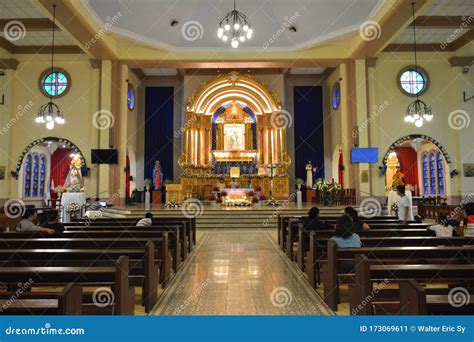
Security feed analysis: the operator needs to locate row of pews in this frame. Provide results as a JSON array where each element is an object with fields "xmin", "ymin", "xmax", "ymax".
[
  {"xmin": 278, "ymin": 213, "xmax": 474, "ymax": 315},
  {"xmin": 0, "ymin": 215, "xmax": 196, "ymax": 315}
]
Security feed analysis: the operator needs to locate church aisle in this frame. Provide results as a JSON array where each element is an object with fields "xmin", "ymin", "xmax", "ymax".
[{"xmin": 151, "ymin": 229, "xmax": 333, "ymax": 315}]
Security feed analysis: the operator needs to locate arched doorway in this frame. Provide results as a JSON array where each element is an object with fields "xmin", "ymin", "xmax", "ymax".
[{"xmin": 383, "ymin": 135, "xmax": 451, "ymax": 196}]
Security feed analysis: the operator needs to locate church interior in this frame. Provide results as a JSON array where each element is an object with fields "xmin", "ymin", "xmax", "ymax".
[{"xmin": 0, "ymin": 0, "xmax": 473, "ymax": 320}]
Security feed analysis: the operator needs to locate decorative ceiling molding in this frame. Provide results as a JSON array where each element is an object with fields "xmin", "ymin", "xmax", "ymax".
[
  {"xmin": 383, "ymin": 43, "xmax": 455, "ymax": 52},
  {"xmin": 410, "ymin": 16, "xmax": 474, "ymax": 29},
  {"xmin": 448, "ymin": 56, "xmax": 474, "ymax": 67}
]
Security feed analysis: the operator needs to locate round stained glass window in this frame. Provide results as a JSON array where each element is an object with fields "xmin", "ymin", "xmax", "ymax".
[
  {"xmin": 127, "ymin": 83, "xmax": 135, "ymax": 110},
  {"xmin": 332, "ymin": 82, "xmax": 340, "ymax": 110},
  {"xmin": 398, "ymin": 67, "xmax": 428, "ymax": 96},
  {"xmin": 40, "ymin": 69, "xmax": 70, "ymax": 97}
]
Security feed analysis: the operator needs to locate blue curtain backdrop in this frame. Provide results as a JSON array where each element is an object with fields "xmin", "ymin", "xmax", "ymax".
[
  {"xmin": 293, "ymin": 86, "xmax": 324, "ymax": 181},
  {"xmin": 144, "ymin": 87, "xmax": 174, "ymax": 183}
]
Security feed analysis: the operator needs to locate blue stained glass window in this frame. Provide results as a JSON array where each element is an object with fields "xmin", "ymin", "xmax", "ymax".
[
  {"xmin": 399, "ymin": 69, "xmax": 426, "ymax": 95},
  {"xmin": 332, "ymin": 82, "xmax": 340, "ymax": 110},
  {"xmin": 437, "ymin": 152, "xmax": 445, "ymax": 195},
  {"xmin": 32, "ymin": 156, "xmax": 39, "ymax": 197},
  {"xmin": 40, "ymin": 156, "xmax": 46, "ymax": 197},
  {"xmin": 24, "ymin": 155, "xmax": 32, "ymax": 197},
  {"xmin": 127, "ymin": 84, "xmax": 135, "ymax": 110},
  {"xmin": 42, "ymin": 71, "xmax": 69, "ymax": 96},
  {"xmin": 422, "ymin": 154, "xmax": 429, "ymax": 195},
  {"xmin": 429, "ymin": 152, "xmax": 436, "ymax": 195}
]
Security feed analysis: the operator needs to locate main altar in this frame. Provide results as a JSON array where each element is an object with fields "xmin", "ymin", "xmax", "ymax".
[{"xmin": 177, "ymin": 72, "xmax": 291, "ymax": 200}]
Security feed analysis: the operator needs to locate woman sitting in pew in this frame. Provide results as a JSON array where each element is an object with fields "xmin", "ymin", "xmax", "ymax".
[
  {"xmin": 136, "ymin": 212, "xmax": 153, "ymax": 227},
  {"xmin": 331, "ymin": 215, "xmax": 362, "ymax": 273},
  {"xmin": 344, "ymin": 207, "xmax": 370, "ymax": 231},
  {"xmin": 427, "ymin": 215, "xmax": 461, "ymax": 237},
  {"xmin": 16, "ymin": 209, "xmax": 55, "ymax": 234},
  {"xmin": 303, "ymin": 207, "xmax": 332, "ymax": 231},
  {"xmin": 40, "ymin": 209, "xmax": 65, "ymax": 233}
]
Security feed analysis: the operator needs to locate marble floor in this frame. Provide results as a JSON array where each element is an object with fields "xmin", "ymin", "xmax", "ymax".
[{"xmin": 151, "ymin": 229, "xmax": 333, "ymax": 315}]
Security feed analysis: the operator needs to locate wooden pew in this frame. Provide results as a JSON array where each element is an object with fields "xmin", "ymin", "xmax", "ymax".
[
  {"xmin": 0, "ymin": 245, "xmax": 158, "ymax": 313},
  {"xmin": 0, "ymin": 283, "xmax": 82, "ymax": 315},
  {"xmin": 0, "ymin": 235, "xmax": 171, "ymax": 287},
  {"xmin": 65, "ymin": 224, "xmax": 186, "ymax": 264},
  {"xmin": 399, "ymin": 279, "xmax": 474, "ymax": 315},
  {"xmin": 0, "ymin": 255, "xmax": 134, "ymax": 315},
  {"xmin": 305, "ymin": 232, "xmax": 472, "ymax": 287},
  {"xmin": 323, "ymin": 241, "xmax": 474, "ymax": 311},
  {"xmin": 353, "ymin": 254, "xmax": 474, "ymax": 315}
]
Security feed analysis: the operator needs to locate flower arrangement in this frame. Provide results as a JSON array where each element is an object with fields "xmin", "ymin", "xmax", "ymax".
[
  {"xmin": 405, "ymin": 184, "xmax": 414, "ymax": 191},
  {"xmin": 208, "ymin": 194, "xmax": 216, "ymax": 201},
  {"xmin": 53, "ymin": 186, "xmax": 66, "ymax": 194},
  {"xmin": 391, "ymin": 201, "xmax": 399, "ymax": 213},
  {"xmin": 65, "ymin": 202, "xmax": 80, "ymax": 213},
  {"xmin": 216, "ymin": 198, "xmax": 223, "ymax": 204},
  {"xmin": 254, "ymin": 185, "xmax": 262, "ymax": 192},
  {"xmin": 144, "ymin": 178, "xmax": 153, "ymax": 188},
  {"xmin": 247, "ymin": 191, "xmax": 255, "ymax": 197},
  {"xmin": 221, "ymin": 191, "xmax": 228, "ymax": 197},
  {"xmin": 295, "ymin": 178, "xmax": 305, "ymax": 186},
  {"xmin": 165, "ymin": 200, "xmax": 182, "ymax": 208},
  {"xmin": 212, "ymin": 186, "xmax": 220, "ymax": 192},
  {"xmin": 164, "ymin": 179, "xmax": 173, "ymax": 185},
  {"xmin": 259, "ymin": 194, "xmax": 267, "ymax": 201},
  {"xmin": 313, "ymin": 179, "xmax": 342, "ymax": 193},
  {"xmin": 267, "ymin": 198, "xmax": 280, "ymax": 206},
  {"xmin": 251, "ymin": 196, "xmax": 259, "ymax": 203}
]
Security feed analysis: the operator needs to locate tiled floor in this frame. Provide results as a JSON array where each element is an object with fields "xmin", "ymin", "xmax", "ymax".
[{"xmin": 151, "ymin": 229, "xmax": 333, "ymax": 315}]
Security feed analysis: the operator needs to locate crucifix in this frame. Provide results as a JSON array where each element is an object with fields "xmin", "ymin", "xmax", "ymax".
[{"xmin": 267, "ymin": 163, "xmax": 276, "ymax": 197}]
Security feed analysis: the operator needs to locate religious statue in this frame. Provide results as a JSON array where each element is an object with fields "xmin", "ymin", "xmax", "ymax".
[
  {"xmin": 152, "ymin": 160, "xmax": 164, "ymax": 190},
  {"xmin": 392, "ymin": 166, "xmax": 406, "ymax": 190},
  {"xmin": 305, "ymin": 161, "xmax": 313, "ymax": 188},
  {"xmin": 64, "ymin": 155, "xmax": 84, "ymax": 192}
]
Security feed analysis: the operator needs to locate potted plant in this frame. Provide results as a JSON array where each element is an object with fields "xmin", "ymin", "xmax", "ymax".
[
  {"xmin": 295, "ymin": 178, "xmax": 305, "ymax": 190},
  {"xmin": 144, "ymin": 178, "xmax": 153, "ymax": 191}
]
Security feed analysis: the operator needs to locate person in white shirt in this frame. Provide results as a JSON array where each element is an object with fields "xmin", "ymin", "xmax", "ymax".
[
  {"xmin": 136, "ymin": 212, "xmax": 153, "ymax": 227},
  {"xmin": 428, "ymin": 215, "xmax": 461, "ymax": 237},
  {"xmin": 396, "ymin": 185, "xmax": 411, "ymax": 224},
  {"xmin": 229, "ymin": 178, "xmax": 239, "ymax": 189},
  {"xmin": 16, "ymin": 209, "xmax": 55, "ymax": 234}
]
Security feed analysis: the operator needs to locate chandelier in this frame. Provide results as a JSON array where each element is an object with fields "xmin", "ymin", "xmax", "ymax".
[
  {"xmin": 217, "ymin": 0, "xmax": 253, "ymax": 48},
  {"xmin": 404, "ymin": 2, "xmax": 432, "ymax": 127},
  {"xmin": 35, "ymin": 4, "xmax": 65, "ymax": 129}
]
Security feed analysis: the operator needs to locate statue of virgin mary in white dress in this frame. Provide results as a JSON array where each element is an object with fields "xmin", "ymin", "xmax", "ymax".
[{"xmin": 305, "ymin": 161, "xmax": 313, "ymax": 188}]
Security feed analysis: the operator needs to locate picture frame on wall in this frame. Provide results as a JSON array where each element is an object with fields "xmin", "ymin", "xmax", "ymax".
[{"xmin": 463, "ymin": 163, "xmax": 474, "ymax": 177}]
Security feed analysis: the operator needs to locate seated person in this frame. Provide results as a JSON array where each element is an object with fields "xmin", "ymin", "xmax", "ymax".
[
  {"xmin": 345, "ymin": 207, "xmax": 370, "ymax": 231},
  {"xmin": 330, "ymin": 214, "xmax": 362, "ymax": 273},
  {"xmin": 464, "ymin": 202, "xmax": 474, "ymax": 237},
  {"xmin": 40, "ymin": 209, "xmax": 65, "ymax": 233},
  {"xmin": 303, "ymin": 207, "xmax": 332, "ymax": 231},
  {"xmin": 229, "ymin": 178, "xmax": 239, "ymax": 189},
  {"xmin": 427, "ymin": 215, "xmax": 461, "ymax": 237},
  {"xmin": 16, "ymin": 209, "xmax": 55, "ymax": 234},
  {"xmin": 244, "ymin": 180, "xmax": 252, "ymax": 189},
  {"xmin": 136, "ymin": 212, "xmax": 153, "ymax": 227}
]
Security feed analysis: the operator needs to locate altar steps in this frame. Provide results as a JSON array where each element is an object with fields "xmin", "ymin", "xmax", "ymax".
[{"xmin": 101, "ymin": 206, "xmax": 347, "ymax": 230}]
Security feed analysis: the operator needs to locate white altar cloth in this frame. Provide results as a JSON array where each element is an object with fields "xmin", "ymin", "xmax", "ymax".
[{"xmin": 61, "ymin": 192, "xmax": 86, "ymax": 223}]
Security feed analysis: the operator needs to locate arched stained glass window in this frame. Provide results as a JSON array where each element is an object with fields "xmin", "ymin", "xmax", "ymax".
[
  {"xmin": 127, "ymin": 83, "xmax": 135, "ymax": 110},
  {"xmin": 24, "ymin": 155, "xmax": 32, "ymax": 197},
  {"xmin": 40, "ymin": 156, "xmax": 46, "ymax": 197},
  {"xmin": 24, "ymin": 153, "xmax": 47, "ymax": 198},
  {"xmin": 437, "ymin": 152, "xmax": 445, "ymax": 195},
  {"xmin": 332, "ymin": 82, "xmax": 340, "ymax": 110},
  {"xmin": 422, "ymin": 153, "xmax": 429, "ymax": 195},
  {"xmin": 429, "ymin": 152, "xmax": 436, "ymax": 195}
]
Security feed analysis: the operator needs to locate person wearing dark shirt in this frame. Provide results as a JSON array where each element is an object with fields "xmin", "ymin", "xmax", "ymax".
[
  {"xmin": 345, "ymin": 207, "xmax": 370, "ymax": 231},
  {"xmin": 40, "ymin": 209, "xmax": 65, "ymax": 233},
  {"xmin": 303, "ymin": 207, "xmax": 332, "ymax": 231}
]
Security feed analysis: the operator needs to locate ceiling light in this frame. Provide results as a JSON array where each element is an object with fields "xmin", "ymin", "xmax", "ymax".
[{"xmin": 218, "ymin": 0, "xmax": 252, "ymax": 48}]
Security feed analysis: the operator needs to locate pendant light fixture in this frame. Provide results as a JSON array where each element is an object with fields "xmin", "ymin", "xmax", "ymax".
[
  {"xmin": 404, "ymin": 2, "xmax": 432, "ymax": 127},
  {"xmin": 217, "ymin": 0, "xmax": 252, "ymax": 48},
  {"xmin": 35, "ymin": 4, "xmax": 65, "ymax": 130}
]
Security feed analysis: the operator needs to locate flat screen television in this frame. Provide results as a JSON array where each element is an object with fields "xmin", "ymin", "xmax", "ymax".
[
  {"xmin": 91, "ymin": 149, "xmax": 118, "ymax": 164},
  {"xmin": 351, "ymin": 147, "xmax": 379, "ymax": 163}
]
